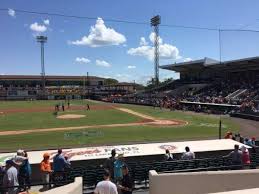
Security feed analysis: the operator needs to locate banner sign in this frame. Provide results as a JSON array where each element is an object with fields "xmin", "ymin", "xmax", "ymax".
[{"xmin": 0, "ymin": 139, "xmax": 249, "ymax": 165}]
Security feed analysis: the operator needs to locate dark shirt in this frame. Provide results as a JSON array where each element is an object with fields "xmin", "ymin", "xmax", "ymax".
[
  {"xmin": 104, "ymin": 157, "xmax": 116, "ymax": 178},
  {"xmin": 121, "ymin": 174, "xmax": 133, "ymax": 194}
]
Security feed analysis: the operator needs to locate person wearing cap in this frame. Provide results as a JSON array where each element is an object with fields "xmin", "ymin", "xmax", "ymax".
[
  {"xmin": 118, "ymin": 165, "xmax": 133, "ymax": 194},
  {"xmin": 114, "ymin": 153, "xmax": 126, "ymax": 183},
  {"xmin": 103, "ymin": 149, "xmax": 116, "ymax": 180},
  {"xmin": 40, "ymin": 153, "xmax": 52, "ymax": 191},
  {"xmin": 241, "ymin": 146, "xmax": 251, "ymax": 165},
  {"xmin": 12, "ymin": 149, "xmax": 27, "ymax": 166},
  {"xmin": 3, "ymin": 160, "xmax": 19, "ymax": 194}
]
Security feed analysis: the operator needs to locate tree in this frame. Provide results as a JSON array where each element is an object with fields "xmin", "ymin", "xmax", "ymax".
[{"xmin": 104, "ymin": 78, "xmax": 119, "ymax": 85}]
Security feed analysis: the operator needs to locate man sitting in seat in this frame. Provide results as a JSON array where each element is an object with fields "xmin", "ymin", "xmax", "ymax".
[
  {"xmin": 181, "ymin": 146, "xmax": 195, "ymax": 160},
  {"xmin": 94, "ymin": 170, "xmax": 118, "ymax": 194}
]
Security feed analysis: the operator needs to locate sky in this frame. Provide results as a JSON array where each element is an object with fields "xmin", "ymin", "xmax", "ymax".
[{"xmin": 1, "ymin": 0, "xmax": 259, "ymax": 84}]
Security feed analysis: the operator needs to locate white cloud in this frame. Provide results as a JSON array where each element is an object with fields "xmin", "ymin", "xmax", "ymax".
[
  {"xmin": 8, "ymin": 9, "xmax": 15, "ymax": 17},
  {"xmin": 70, "ymin": 17, "xmax": 126, "ymax": 47},
  {"xmin": 96, "ymin": 60, "xmax": 111, "ymax": 67},
  {"xmin": 43, "ymin": 19, "xmax": 50, "ymax": 25},
  {"xmin": 75, "ymin": 57, "xmax": 91, "ymax": 64},
  {"xmin": 30, "ymin": 22, "xmax": 47, "ymax": 33},
  {"xmin": 140, "ymin": 37, "xmax": 148, "ymax": 46},
  {"xmin": 127, "ymin": 32, "xmax": 180, "ymax": 61},
  {"xmin": 127, "ymin": 65, "xmax": 136, "ymax": 69},
  {"xmin": 149, "ymin": 32, "xmax": 163, "ymax": 44},
  {"xmin": 183, "ymin": 57, "xmax": 192, "ymax": 62}
]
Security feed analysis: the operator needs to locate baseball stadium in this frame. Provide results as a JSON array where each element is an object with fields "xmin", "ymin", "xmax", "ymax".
[{"xmin": 2, "ymin": 1, "xmax": 259, "ymax": 194}]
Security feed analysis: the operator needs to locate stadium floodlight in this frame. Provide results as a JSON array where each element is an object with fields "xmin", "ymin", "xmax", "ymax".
[
  {"xmin": 36, "ymin": 36, "xmax": 47, "ymax": 97},
  {"xmin": 150, "ymin": 15, "xmax": 161, "ymax": 86}
]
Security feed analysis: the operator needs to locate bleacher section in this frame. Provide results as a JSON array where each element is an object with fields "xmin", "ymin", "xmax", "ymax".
[{"xmin": 2, "ymin": 152, "xmax": 259, "ymax": 193}]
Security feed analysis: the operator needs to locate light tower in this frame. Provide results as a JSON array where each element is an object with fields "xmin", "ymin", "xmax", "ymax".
[
  {"xmin": 151, "ymin": 15, "xmax": 161, "ymax": 86},
  {"xmin": 36, "ymin": 35, "xmax": 47, "ymax": 97}
]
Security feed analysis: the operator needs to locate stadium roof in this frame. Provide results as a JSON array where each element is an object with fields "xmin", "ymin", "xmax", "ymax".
[{"xmin": 160, "ymin": 56, "xmax": 259, "ymax": 72}]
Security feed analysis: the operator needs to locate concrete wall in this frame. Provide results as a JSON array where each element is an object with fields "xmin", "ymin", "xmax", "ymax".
[
  {"xmin": 209, "ymin": 188, "xmax": 259, "ymax": 194},
  {"xmin": 149, "ymin": 169, "xmax": 259, "ymax": 194},
  {"xmin": 40, "ymin": 177, "xmax": 82, "ymax": 194}
]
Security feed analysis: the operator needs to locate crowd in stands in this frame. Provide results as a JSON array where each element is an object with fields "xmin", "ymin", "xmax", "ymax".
[{"xmin": 0, "ymin": 136, "xmax": 257, "ymax": 194}]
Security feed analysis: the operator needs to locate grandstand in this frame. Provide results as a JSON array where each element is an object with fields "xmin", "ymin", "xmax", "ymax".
[{"xmin": 0, "ymin": 75, "xmax": 137, "ymax": 100}]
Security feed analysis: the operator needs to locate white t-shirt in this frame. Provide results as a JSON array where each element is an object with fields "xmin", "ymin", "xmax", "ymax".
[
  {"xmin": 94, "ymin": 180, "xmax": 118, "ymax": 194},
  {"xmin": 182, "ymin": 151, "xmax": 195, "ymax": 160}
]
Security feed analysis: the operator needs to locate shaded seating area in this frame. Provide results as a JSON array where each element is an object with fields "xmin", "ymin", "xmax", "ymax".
[{"xmin": 1, "ymin": 153, "xmax": 259, "ymax": 193}]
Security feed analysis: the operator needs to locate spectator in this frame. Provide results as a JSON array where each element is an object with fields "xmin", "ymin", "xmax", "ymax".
[
  {"xmin": 226, "ymin": 144, "xmax": 243, "ymax": 166},
  {"xmin": 244, "ymin": 138, "xmax": 250, "ymax": 146},
  {"xmin": 103, "ymin": 149, "xmax": 116, "ymax": 180},
  {"xmin": 64, "ymin": 155, "xmax": 71, "ymax": 170},
  {"xmin": 53, "ymin": 149, "xmax": 70, "ymax": 172},
  {"xmin": 18, "ymin": 151, "xmax": 31, "ymax": 190},
  {"xmin": 164, "ymin": 149, "xmax": 173, "ymax": 161},
  {"xmin": 248, "ymin": 137, "xmax": 256, "ymax": 147},
  {"xmin": 114, "ymin": 153, "xmax": 125, "ymax": 183},
  {"xmin": 240, "ymin": 146, "xmax": 250, "ymax": 165},
  {"xmin": 181, "ymin": 146, "xmax": 195, "ymax": 160},
  {"xmin": 118, "ymin": 165, "xmax": 133, "ymax": 194},
  {"xmin": 40, "ymin": 153, "xmax": 52, "ymax": 191},
  {"xmin": 224, "ymin": 131, "xmax": 233, "ymax": 139},
  {"xmin": 3, "ymin": 160, "xmax": 19, "ymax": 194},
  {"xmin": 94, "ymin": 170, "xmax": 118, "ymax": 194},
  {"xmin": 12, "ymin": 149, "xmax": 27, "ymax": 166}
]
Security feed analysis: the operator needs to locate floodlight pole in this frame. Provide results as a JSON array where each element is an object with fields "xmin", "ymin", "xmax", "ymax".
[
  {"xmin": 151, "ymin": 15, "xmax": 161, "ymax": 86},
  {"xmin": 36, "ymin": 36, "xmax": 47, "ymax": 97},
  {"xmin": 87, "ymin": 72, "xmax": 89, "ymax": 98}
]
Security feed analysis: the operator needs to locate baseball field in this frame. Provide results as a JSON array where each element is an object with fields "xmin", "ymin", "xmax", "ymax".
[{"xmin": 0, "ymin": 100, "xmax": 240, "ymax": 152}]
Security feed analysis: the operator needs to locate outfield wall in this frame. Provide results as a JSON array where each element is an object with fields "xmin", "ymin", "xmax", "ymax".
[{"xmin": 149, "ymin": 169, "xmax": 259, "ymax": 194}]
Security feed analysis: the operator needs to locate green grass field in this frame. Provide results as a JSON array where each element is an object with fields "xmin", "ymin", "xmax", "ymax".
[{"xmin": 0, "ymin": 100, "xmax": 240, "ymax": 152}]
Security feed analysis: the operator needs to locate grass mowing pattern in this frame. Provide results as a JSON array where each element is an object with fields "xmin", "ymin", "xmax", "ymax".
[{"xmin": 0, "ymin": 101, "xmax": 240, "ymax": 152}]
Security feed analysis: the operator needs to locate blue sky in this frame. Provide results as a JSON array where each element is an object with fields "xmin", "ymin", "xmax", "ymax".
[{"xmin": 1, "ymin": 0, "xmax": 259, "ymax": 84}]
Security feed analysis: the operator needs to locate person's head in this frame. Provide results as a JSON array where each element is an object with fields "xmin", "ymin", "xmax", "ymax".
[
  {"xmin": 111, "ymin": 149, "xmax": 116, "ymax": 157},
  {"xmin": 117, "ymin": 153, "xmax": 124, "ymax": 161},
  {"xmin": 166, "ymin": 149, "xmax": 170, "ymax": 154},
  {"xmin": 252, "ymin": 137, "xmax": 256, "ymax": 141},
  {"xmin": 234, "ymin": 144, "xmax": 239, "ymax": 151},
  {"xmin": 43, "ymin": 153, "xmax": 50, "ymax": 160},
  {"xmin": 24, "ymin": 151, "xmax": 28, "ymax": 158},
  {"xmin": 240, "ymin": 145, "xmax": 247, "ymax": 152},
  {"xmin": 185, "ymin": 146, "xmax": 190, "ymax": 152},
  {"xmin": 17, "ymin": 149, "xmax": 24, "ymax": 156},
  {"xmin": 122, "ymin": 165, "xmax": 129, "ymax": 176},
  {"xmin": 103, "ymin": 169, "xmax": 110, "ymax": 180},
  {"xmin": 5, "ymin": 160, "xmax": 14, "ymax": 169},
  {"xmin": 58, "ymin": 149, "xmax": 62, "ymax": 155},
  {"xmin": 245, "ymin": 138, "xmax": 249, "ymax": 142}
]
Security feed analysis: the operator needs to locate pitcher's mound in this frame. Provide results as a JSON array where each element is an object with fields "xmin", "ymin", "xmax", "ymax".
[{"xmin": 57, "ymin": 114, "xmax": 86, "ymax": 119}]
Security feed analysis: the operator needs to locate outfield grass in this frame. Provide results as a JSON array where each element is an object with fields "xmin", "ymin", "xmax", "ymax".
[
  {"xmin": 0, "ymin": 101, "xmax": 240, "ymax": 152},
  {"xmin": 0, "ymin": 109, "xmax": 141, "ymax": 131},
  {"xmin": 0, "ymin": 99, "xmax": 97, "ymax": 109}
]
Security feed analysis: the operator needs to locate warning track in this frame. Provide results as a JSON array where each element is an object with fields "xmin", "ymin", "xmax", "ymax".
[{"xmin": 0, "ymin": 107, "xmax": 187, "ymax": 136}]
